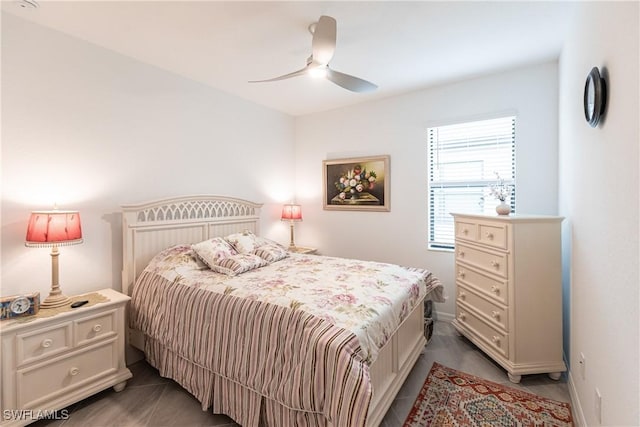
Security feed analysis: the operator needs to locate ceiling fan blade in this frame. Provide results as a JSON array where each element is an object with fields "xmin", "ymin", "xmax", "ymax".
[
  {"xmin": 248, "ymin": 66, "xmax": 309, "ymax": 83},
  {"xmin": 312, "ymin": 15, "xmax": 336, "ymax": 65},
  {"xmin": 326, "ymin": 69, "xmax": 378, "ymax": 93}
]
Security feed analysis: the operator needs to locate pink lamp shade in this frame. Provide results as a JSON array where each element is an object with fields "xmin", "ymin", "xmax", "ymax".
[
  {"xmin": 25, "ymin": 210, "xmax": 83, "ymax": 247},
  {"xmin": 281, "ymin": 204, "xmax": 302, "ymax": 221}
]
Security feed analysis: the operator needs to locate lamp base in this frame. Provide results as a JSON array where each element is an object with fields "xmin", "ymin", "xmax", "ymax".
[{"xmin": 40, "ymin": 293, "xmax": 72, "ymax": 309}]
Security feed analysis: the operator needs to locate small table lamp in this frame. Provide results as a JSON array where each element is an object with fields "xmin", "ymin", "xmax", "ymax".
[
  {"xmin": 281, "ymin": 204, "xmax": 302, "ymax": 250},
  {"xmin": 25, "ymin": 210, "xmax": 83, "ymax": 308}
]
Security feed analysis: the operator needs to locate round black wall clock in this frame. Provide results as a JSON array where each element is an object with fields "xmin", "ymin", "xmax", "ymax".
[{"xmin": 584, "ymin": 67, "xmax": 607, "ymax": 127}]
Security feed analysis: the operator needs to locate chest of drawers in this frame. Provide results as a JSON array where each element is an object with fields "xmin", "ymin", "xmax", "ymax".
[
  {"xmin": 451, "ymin": 213, "xmax": 566, "ymax": 383},
  {"xmin": 0, "ymin": 289, "xmax": 132, "ymax": 426}
]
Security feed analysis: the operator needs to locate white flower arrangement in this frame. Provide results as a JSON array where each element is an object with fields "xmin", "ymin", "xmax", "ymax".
[
  {"xmin": 334, "ymin": 164, "xmax": 377, "ymax": 199},
  {"xmin": 489, "ymin": 172, "xmax": 513, "ymax": 202}
]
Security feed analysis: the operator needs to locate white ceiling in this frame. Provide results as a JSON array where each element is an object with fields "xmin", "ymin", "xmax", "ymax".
[{"xmin": 2, "ymin": 1, "xmax": 576, "ymax": 116}]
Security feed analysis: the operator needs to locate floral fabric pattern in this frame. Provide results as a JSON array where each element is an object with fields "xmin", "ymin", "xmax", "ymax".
[
  {"xmin": 191, "ymin": 238, "xmax": 237, "ymax": 269},
  {"xmin": 225, "ymin": 231, "xmax": 259, "ymax": 254},
  {"xmin": 142, "ymin": 244, "xmax": 444, "ymax": 363}
]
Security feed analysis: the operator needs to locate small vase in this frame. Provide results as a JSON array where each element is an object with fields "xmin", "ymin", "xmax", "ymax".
[{"xmin": 496, "ymin": 202, "xmax": 511, "ymax": 215}]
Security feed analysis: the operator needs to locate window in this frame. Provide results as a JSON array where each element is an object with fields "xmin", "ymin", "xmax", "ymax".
[{"xmin": 428, "ymin": 116, "xmax": 516, "ymax": 250}]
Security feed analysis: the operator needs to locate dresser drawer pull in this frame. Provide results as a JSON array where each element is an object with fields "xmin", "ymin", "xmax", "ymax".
[
  {"xmin": 491, "ymin": 311, "xmax": 500, "ymax": 320},
  {"xmin": 485, "ymin": 232, "xmax": 494, "ymax": 240},
  {"xmin": 458, "ymin": 250, "xmax": 465, "ymax": 257},
  {"xmin": 459, "ymin": 291, "xmax": 466, "ymax": 300},
  {"xmin": 458, "ymin": 313, "xmax": 466, "ymax": 322},
  {"xmin": 69, "ymin": 367, "xmax": 80, "ymax": 376},
  {"xmin": 41, "ymin": 339, "xmax": 53, "ymax": 348},
  {"xmin": 491, "ymin": 285, "xmax": 500, "ymax": 294},
  {"xmin": 458, "ymin": 269, "xmax": 466, "ymax": 278},
  {"xmin": 490, "ymin": 260, "xmax": 500, "ymax": 269},
  {"xmin": 462, "ymin": 228, "xmax": 469, "ymax": 235},
  {"xmin": 492, "ymin": 336, "xmax": 501, "ymax": 346},
  {"xmin": 92, "ymin": 324, "xmax": 103, "ymax": 333}
]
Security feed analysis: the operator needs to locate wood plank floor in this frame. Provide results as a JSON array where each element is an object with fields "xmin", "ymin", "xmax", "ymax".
[{"xmin": 31, "ymin": 321, "xmax": 572, "ymax": 426}]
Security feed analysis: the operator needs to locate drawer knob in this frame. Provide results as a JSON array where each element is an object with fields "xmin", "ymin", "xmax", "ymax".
[
  {"xmin": 492, "ymin": 336, "xmax": 501, "ymax": 346},
  {"xmin": 491, "ymin": 285, "xmax": 500, "ymax": 294},
  {"xmin": 491, "ymin": 311, "xmax": 500, "ymax": 320},
  {"xmin": 69, "ymin": 367, "xmax": 80, "ymax": 376},
  {"xmin": 490, "ymin": 260, "xmax": 500, "ymax": 269},
  {"xmin": 485, "ymin": 232, "xmax": 494, "ymax": 240},
  {"xmin": 459, "ymin": 313, "xmax": 466, "ymax": 322},
  {"xmin": 462, "ymin": 228, "xmax": 469, "ymax": 235},
  {"xmin": 92, "ymin": 324, "xmax": 103, "ymax": 333},
  {"xmin": 459, "ymin": 291, "xmax": 466, "ymax": 300},
  {"xmin": 458, "ymin": 270, "xmax": 466, "ymax": 279},
  {"xmin": 458, "ymin": 250, "xmax": 465, "ymax": 257},
  {"xmin": 41, "ymin": 339, "xmax": 53, "ymax": 348}
]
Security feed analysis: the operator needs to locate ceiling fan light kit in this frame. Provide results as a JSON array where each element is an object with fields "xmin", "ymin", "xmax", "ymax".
[{"xmin": 249, "ymin": 15, "xmax": 377, "ymax": 93}]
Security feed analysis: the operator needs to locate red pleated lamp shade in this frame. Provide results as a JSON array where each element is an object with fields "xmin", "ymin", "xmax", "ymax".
[
  {"xmin": 281, "ymin": 204, "xmax": 302, "ymax": 221},
  {"xmin": 25, "ymin": 210, "xmax": 83, "ymax": 247}
]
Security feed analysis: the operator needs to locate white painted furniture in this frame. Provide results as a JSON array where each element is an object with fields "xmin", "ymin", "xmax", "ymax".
[
  {"xmin": 0, "ymin": 289, "xmax": 132, "ymax": 426},
  {"xmin": 121, "ymin": 194, "xmax": 434, "ymax": 427},
  {"xmin": 288, "ymin": 246, "xmax": 318, "ymax": 254},
  {"xmin": 451, "ymin": 213, "xmax": 565, "ymax": 383}
]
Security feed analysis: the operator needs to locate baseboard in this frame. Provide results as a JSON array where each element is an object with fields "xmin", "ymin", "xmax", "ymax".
[
  {"xmin": 434, "ymin": 310, "xmax": 455, "ymax": 323},
  {"xmin": 567, "ymin": 370, "xmax": 586, "ymax": 427}
]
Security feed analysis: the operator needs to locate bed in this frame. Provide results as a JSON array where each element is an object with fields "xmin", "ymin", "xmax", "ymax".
[{"xmin": 121, "ymin": 195, "xmax": 444, "ymax": 427}]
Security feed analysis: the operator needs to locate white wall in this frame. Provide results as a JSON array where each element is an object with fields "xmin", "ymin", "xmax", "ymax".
[
  {"xmin": 558, "ymin": 2, "xmax": 639, "ymax": 425},
  {"xmin": 294, "ymin": 62, "xmax": 560, "ymax": 318},
  {"xmin": 1, "ymin": 14, "xmax": 295, "ymax": 298}
]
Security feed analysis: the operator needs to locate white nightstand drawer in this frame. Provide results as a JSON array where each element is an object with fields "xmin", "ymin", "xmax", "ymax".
[
  {"xmin": 17, "ymin": 340, "xmax": 117, "ymax": 409},
  {"xmin": 16, "ymin": 323, "xmax": 73, "ymax": 366},
  {"xmin": 74, "ymin": 310, "xmax": 117, "ymax": 347}
]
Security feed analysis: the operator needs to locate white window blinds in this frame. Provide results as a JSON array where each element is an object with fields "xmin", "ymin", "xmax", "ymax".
[{"xmin": 428, "ymin": 116, "xmax": 516, "ymax": 250}]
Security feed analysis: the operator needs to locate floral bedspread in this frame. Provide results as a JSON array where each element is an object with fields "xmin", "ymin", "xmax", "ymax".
[{"xmin": 144, "ymin": 244, "xmax": 444, "ymax": 363}]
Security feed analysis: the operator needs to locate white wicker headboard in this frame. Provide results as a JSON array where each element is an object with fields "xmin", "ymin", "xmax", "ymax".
[{"xmin": 121, "ymin": 195, "xmax": 263, "ymax": 296}]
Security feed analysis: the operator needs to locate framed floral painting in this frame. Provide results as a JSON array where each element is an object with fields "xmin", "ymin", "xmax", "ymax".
[{"xmin": 323, "ymin": 155, "xmax": 390, "ymax": 211}]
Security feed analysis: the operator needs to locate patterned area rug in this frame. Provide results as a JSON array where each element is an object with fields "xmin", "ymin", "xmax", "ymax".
[{"xmin": 403, "ymin": 362, "xmax": 573, "ymax": 426}]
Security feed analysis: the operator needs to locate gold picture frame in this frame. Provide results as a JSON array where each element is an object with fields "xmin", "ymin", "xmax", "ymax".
[{"xmin": 323, "ymin": 155, "xmax": 390, "ymax": 211}]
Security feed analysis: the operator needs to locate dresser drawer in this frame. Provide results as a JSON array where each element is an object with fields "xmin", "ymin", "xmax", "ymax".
[
  {"xmin": 74, "ymin": 310, "xmax": 117, "ymax": 347},
  {"xmin": 16, "ymin": 323, "xmax": 73, "ymax": 366},
  {"xmin": 16, "ymin": 340, "xmax": 117, "ymax": 409},
  {"xmin": 456, "ymin": 264, "xmax": 508, "ymax": 305},
  {"xmin": 456, "ymin": 284, "xmax": 508, "ymax": 331},
  {"xmin": 455, "ymin": 218, "xmax": 509, "ymax": 250},
  {"xmin": 456, "ymin": 243, "xmax": 508, "ymax": 278},
  {"xmin": 455, "ymin": 220, "xmax": 477, "ymax": 242},
  {"xmin": 456, "ymin": 306, "xmax": 509, "ymax": 358},
  {"xmin": 478, "ymin": 223, "xmax": 508, "ymax": 250}
]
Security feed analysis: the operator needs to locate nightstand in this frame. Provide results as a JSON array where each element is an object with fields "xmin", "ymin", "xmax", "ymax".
[
  {"xmin": 288, "ymin": 246, "xmax": 318, "ymax": 255},
  {"xmin": 0, "ymin": 288, "xmax": 132, "ymax": 426}
]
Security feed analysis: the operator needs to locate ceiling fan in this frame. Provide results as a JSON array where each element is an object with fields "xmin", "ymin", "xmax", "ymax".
[{"xmin": 249, "ymin": 15, "xmax": 377, "ymax": 93}]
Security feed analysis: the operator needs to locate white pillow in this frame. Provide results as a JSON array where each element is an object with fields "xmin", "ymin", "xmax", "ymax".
[
  {"xmin": 226, "ymin": 231, "xmax": 259, "ymax": 254},
  {"xmin": 191, "ymin": 237, "xmax": 237, "ymax": 269}
]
